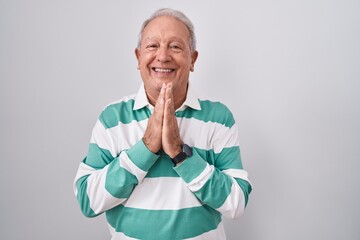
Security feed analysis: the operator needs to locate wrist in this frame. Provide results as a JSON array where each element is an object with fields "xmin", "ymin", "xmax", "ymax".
[
  {"xmin": 169, "ymin": 146, "xmax": 182, "ymax": 159},
  {"xmin": 142, "ymin": 137, "xmax": 160, "ymax": 154},
  {"xmin": 171, "ymin": 144, "xmax": 193, "ymax": 166}
]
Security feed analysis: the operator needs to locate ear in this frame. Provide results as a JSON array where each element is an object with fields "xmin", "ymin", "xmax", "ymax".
[
  {"xmin": 190, "ymin": 51, "xmax": 198, "ymax": 72},
  {"xmin": 135, "ymin": 48, "xmax": 140, "ymax": 69}
]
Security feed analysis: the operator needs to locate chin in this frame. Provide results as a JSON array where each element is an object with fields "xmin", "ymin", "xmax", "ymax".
[
  {"xmin": 154, "ymin": 81, "xmax": 164, "ymax": 92},
  {"xmin": 154, "ymin": 79, "xmax": 170, "ymax": 90}
]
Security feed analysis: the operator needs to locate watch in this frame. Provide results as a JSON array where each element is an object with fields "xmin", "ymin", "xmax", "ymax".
[{"xmin": 172, "ymin": 144, "xmax": 193, "ymax": 165}]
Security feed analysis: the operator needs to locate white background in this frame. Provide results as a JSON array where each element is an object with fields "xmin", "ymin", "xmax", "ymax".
[{"xmin": 1, "ymin": 0, "xmax": 359, "ymax": 239}]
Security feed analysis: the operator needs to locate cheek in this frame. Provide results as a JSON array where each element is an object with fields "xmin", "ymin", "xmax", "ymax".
[
  {"xmin": 138, "ymin": 57, "xmax": 145, "ymax": 67},
  {"xmin": 140, "ymin": 53, "xmax": 155, "ymax": 64},
  {"xmin": 139, "ymin": 61, "xmax": 151, "ymax": 73},
  {"xmin": 137, "ymin": 54, "xmax": 147, "ymax": 67}
]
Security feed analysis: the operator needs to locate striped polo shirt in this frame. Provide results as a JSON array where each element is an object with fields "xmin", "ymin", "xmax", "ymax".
[{"xmin": 74, "ymin": 83, "xmax": 252, "ymax": 240}]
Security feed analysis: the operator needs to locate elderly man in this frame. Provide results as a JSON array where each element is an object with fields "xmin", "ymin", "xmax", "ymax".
[{"xmin": 74, "ymin": 8, "xmax": 252, "ymax": 240}]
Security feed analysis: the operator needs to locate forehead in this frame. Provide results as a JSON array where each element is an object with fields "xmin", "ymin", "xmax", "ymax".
[{"xmin": 142, "ymin": 16, "xmax": 190, "ymax": 43}]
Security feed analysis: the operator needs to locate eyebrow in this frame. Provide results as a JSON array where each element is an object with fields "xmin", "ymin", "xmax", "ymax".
[{"xmin": 143, "ymin": 37, "xmax": 186, "ymax": 45}]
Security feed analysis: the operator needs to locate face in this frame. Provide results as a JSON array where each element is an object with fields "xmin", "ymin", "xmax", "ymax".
[{"xmin": 135, "ymin": 16, "xmax": 198, "ymax": 104}]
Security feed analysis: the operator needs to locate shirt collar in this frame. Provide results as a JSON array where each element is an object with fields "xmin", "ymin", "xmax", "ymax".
[{"xmin": 133, "ymin": 82, "xmax": 201, "ymax": 112}]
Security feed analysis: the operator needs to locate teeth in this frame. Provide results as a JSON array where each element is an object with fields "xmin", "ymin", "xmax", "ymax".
[{"xmin": 154, "ymin": 68, "xmax": 173, "ymax": 73}]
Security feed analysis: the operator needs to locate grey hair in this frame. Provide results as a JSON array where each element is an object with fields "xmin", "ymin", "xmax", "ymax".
[{"xmin": 137, "ymin": 8, "xmax": 197, "ymax": 52}]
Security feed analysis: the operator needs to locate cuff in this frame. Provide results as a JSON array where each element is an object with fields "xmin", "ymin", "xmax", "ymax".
[
  {"xmin": 173, "ymin": 148, "xmax": 208, "ymax": 183},
  {"xmin": 126, "ymin": 139, "xmax": 160, "ymax": 172}
]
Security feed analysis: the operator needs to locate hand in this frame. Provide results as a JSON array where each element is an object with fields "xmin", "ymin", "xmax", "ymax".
[
  {"xmin": 143, "ymin": 83, "xmax": 165, "ymax": 154},
  {"xmin": 162, "ymin": 84, "xmax": 182, "ymax": 158},
  {"xmin": 142, "ymin": 83, "xmax": 182, "ymax": 158}
]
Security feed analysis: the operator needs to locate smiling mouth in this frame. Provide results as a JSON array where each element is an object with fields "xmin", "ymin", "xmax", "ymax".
[{"xmin": 152, "ymin": 68, "xmax": 175, "ymax": 73}]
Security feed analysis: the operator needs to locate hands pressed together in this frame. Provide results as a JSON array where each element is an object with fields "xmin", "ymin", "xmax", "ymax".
[{"xmin": 143, "ymin": 83, "xmax": 183, "ymax": 158}]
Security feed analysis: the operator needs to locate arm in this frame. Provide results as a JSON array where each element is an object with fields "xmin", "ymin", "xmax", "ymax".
[
  {"xmin": 155, "ymin": 84, "xmax": 252, "ymax": 219},
  {"xmin": 73, "ymin": 120, "xmax": 159, "ymax": 218},
  {"xmin": 173, "ymin": 113, "xmax": 252, "ymax": 219}
]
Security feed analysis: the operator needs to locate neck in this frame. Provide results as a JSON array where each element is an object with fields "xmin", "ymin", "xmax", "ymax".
[
  {"xmin": 173, "ymin": 93, "xmax": 186, "ymax": 110},
  {"xmin": 171, "ymin": 83, "xmax": 188, "ymax": 110}
]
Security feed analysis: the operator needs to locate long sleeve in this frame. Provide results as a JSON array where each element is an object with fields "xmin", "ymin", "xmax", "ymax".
[
  {"xmin": 74, "ymin": 140, "xmax": 159, "ymax": 217},
  {"xmin": 174, "ymin": 103, "xmax": 252, "ymax": 219},
  {"xmin": 73, "ymin": 102, "xmax": 159, "ymax": 217},
  {"xmin": 174, "ymin": 148, "xmax": 252, "ymax": 219}
]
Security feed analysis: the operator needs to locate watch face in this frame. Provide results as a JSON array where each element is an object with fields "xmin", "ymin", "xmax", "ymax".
[{"xmin": 183, "ymin": 144, "xmax": 193, "ymax": 157}]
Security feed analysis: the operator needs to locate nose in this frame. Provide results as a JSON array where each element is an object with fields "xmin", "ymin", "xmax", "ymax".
[{"xmin": 156, "ymin": 46, "xmax": 171, "ymax": 63}]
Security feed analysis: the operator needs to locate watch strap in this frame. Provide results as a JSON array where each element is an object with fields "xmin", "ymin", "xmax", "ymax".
[{"xmin": 171, "ymin": 144, "xmax": 192, "ymax": 166}]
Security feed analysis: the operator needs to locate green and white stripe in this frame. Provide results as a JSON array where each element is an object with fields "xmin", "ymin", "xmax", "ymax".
[{"xmin": 74, "ymin": 93, "xmax": 252, "ymax": 239}]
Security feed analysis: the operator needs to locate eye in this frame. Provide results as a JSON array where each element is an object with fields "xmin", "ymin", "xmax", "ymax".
[
  {"xmin": 146, "ymin": 44, "xmax": 159, "ymax": 51},
  {"xmin": 170, "ymin": 43, "xmax": 182, "ymax": 52}
]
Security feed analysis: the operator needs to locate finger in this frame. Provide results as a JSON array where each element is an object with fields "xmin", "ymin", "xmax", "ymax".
[
  {"xmin": 144, "ymin": 84, "xmax": 166, "ymax": 153},
  {"xmin": 165, "ymin": 83, "xmax": 173, "ymax": 102},
  {"xmin": 163, "ymin": 98, "xmax": 172, "ymax": 127},
  {"xmin": 164, "ymin": 98, "xmax": 180, "ymax": 136},
  {"xmin": 163, "ymin": 98, "xmax": 175, "ymax": 141},
  {"xmin": 163, "ymin": 84, "xmax": 177, "ymax": 134},
  {"xmin": 155, "ymin": 83, "xmax": 166, "ymax": 108},
  {"xmin": 165, "ymin": 84, "xmax": 176, "ymax": 115},
  {"xmin": 162, "ymin": 98, "xmax": 182, "ymax": 157},
  {"xmin": 153, "ymin": 83, "xmax": 166, "ymax": 118}
]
